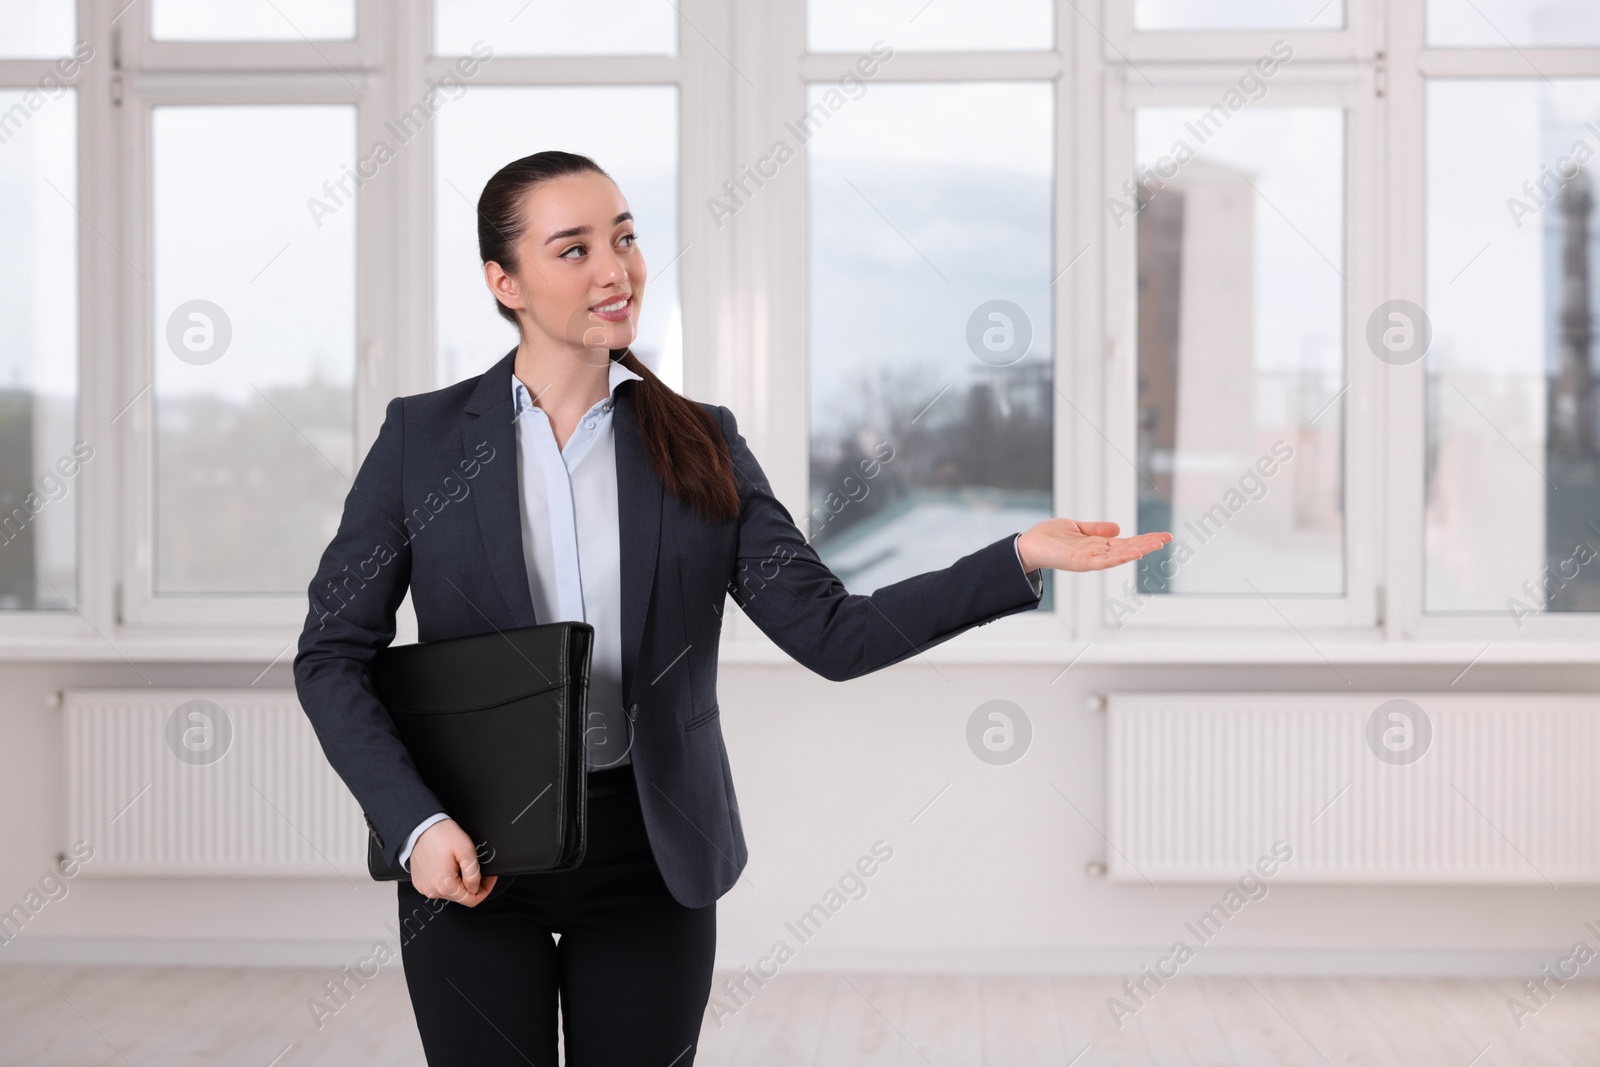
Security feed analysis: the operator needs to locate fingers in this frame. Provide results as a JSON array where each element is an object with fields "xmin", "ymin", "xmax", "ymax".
[
  {"xmin": 418, "ymin": 844, "xmax": 497, "ymax": 907},
  {"xmin": 422, "ymin": 869, "xmax": 495, "ymax": 906},
  {"xmin": 1108, "ymin": 533, "xmax": 1171, "ymax": 555},
  {"xmin": 1082, "ymin": 537, "xmax": 1170, "ymax": 570},
  {"xmin": 457, "ymin": 846, "xmax": 482, "ymax": 895}
]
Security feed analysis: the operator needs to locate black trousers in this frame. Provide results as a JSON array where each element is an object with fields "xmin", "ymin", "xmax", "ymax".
[{"xmin": 396, "ymin": 764, "xmax": 717, "ymax": 1066}]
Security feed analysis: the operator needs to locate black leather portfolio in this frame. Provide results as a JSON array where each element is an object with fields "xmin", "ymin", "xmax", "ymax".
[{"xmin": 362, "ymin": 621, "xmax": 595, "ymax": 882}]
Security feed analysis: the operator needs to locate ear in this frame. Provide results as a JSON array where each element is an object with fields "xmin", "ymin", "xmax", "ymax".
[{"xmin": 485, "ymin": 261, "xmax": 523, "ymax": 312}]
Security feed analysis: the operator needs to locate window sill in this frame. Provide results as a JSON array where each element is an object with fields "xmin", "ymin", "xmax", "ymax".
[
  {"xmin": 1, "ymin": 628, "xmax": 1596, "ymax": 667},
  {"xmin": 714, "ymin": 633, "xmax": 1600, "ymax": 668}
]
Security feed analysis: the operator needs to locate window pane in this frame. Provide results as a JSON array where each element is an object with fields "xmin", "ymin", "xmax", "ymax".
[
  {"xmin": 1425, "ymin": 81, "xmax": 1600, "ymax": 613},
  {"xmin": 807, "ymin": 82, "xmax": 1054, "ymax": 605},
  {"xmin": 808, "ymin": 0, "xmax": 1051, "ymax": 52},
  {"xmin": 0, "ymin": 0, "xmax": 74, "ymax": 57},
  {"xmin": 434, "ymin": 0, "xmax": 675, "ymax": 56},
  {"xmin": 1428, "ymin": 0, "xmax": 1600, "ymax": 47},
  {"xmin": 0, "ymin": 88, "xmax": 76, "ymax": 610},
  {"xmin": 434, "ymin": 87, "xmax": 680, "ymax": 390},
  {"xmin": 150, "ymin": 0, "xmax": 354, "ymax": 41},
  {"xmin": 1133, "ymin": 108, "xmax": 1346, "ymax": 596},
  {"xmin": 1134, "ymin": 0, "xmax": 1343, "ymax": 31},
  {"xmin": 153, "ymin": 106, "xmax": 356, "ymax": 595}
]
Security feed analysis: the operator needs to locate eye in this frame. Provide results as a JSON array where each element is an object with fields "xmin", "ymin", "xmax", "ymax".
[
  {"xmin": 619, "ymin": 231, "xmax": 638, "ymax": 247},
  {"xmin": 558, "ymin": 243, "xmax": 585, "ymax": 261}
]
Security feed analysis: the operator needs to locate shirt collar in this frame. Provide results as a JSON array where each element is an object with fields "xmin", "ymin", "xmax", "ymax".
[{"xmin": 512, "ymin": 358, "xmax": 646, "ymax": 413}]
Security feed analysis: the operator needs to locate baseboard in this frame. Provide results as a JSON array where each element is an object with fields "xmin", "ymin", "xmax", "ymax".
[
  {"xmin": 0, "ymin": 936, "xmax": 1564, "ymax": 977},
  {"xmin": 710, "ymin": 945, "xmax": 1567, "ymax": 977},
  {"xmin": 0, "ymin": 937, "xmax": 403, "ymax": 969}
]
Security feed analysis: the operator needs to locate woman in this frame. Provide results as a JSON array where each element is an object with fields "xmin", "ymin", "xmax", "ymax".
[{"xmin": 293, "ymin": 150, "xmax": 1172, "ymax": 1066}]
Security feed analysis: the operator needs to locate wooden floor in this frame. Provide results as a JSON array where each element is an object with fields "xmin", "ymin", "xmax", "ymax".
[{"xmin": 2, "ymin": 964, "xmax": 1596, "ymax": 1065}]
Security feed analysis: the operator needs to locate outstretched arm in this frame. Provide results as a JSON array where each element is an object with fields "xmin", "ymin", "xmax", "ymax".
[{"xmin": 717, "ymin": 406, "xmax": 1170, "ymax": 682}]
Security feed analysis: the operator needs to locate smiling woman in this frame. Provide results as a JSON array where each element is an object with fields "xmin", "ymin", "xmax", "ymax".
[{"xmin": 293, "ymin": 148, "xmax": 1169, "ymax": 1067}]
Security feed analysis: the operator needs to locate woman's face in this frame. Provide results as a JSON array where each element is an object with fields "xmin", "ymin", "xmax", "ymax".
[{"xmin": 493, "ymin": 170, "xmax": 647, "ymax": 363}]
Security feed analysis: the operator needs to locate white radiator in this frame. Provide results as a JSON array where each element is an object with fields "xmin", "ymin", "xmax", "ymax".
[
  {"xmin": 1104, "ymin": 691, "xmax": 1600, "ymax": 885},
  {"xmin": 63, "ymin": 689, "xmax": 367, "ymax": 877}
]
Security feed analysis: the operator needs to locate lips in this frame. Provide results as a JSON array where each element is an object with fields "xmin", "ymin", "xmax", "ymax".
[{"xmin": 589, "ymin": 293, "xmax": 632, "ymax": 322}]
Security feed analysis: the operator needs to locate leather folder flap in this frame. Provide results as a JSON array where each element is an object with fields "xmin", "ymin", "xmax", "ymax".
[{"xmin": 370, "ymin": 624, "xmax": 587, "ymax": 714}]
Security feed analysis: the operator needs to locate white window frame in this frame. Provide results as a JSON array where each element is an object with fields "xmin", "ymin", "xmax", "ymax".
[
  {"xmin": 8, "ymin": 0, "xmax": 1600, "ymax": 666},
  {"xmin": 1105, "ymin": 0, "xmax": 1372, "ymax": 63},
  {"xmin": 1385, "ymin": 4, "xmax": 1600, "ymax": 646},
  {"xmin": 714, "ymin": 1, "xmax": 1080, "ymax": 660},
  {"xmin": 114, "ymin": 0, "xmax": 389, "ymax": 637},
  {"xmin": 0, "ymin": 0, "xmax": 109, "ymax": 653},
  {"xmin": 0, "ymin": 0, "xmax": 731, "ymax": 659},
  {"xmin": 1093, "ymin": 59, "xmax": 1382, "ymax": 636}
]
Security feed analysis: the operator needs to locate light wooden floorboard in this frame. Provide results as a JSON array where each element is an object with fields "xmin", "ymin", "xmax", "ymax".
[{"xmin": 2, "ymin": 964, "xmax": 1596, "ymax": 1065}]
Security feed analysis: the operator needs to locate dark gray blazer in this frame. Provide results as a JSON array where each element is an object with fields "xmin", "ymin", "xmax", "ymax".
[{"xmin": 293, "ymin": 346, "xmax": 1045, "ymax": 909}]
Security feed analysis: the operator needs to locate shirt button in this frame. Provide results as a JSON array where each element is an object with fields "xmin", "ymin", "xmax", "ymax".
[
  {"xmin": 584, "ymin": 419, "xmax": 596, "ymax": 430},
  {"xmin": 627, "ymin": 703, "xmax": 639, "ymax": 721}
]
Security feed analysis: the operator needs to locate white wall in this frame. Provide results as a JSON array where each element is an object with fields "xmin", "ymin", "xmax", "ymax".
[{"xmin": 2, "ymin": 655, "xmax": 1596, "ymax": 976}]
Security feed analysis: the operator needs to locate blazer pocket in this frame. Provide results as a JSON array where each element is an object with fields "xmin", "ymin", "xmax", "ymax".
[{"xmin": 684, "ymin": 703, "xmax": 720, "ymax": 732}]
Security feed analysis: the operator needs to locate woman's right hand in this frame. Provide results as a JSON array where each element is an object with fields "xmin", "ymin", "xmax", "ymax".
[{"xmin": 410, "ymin": 818, "xmax": 498, "ymax": 905}]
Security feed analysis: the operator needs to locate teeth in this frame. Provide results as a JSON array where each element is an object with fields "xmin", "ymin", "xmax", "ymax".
[{"xmin": 593, "ymin": 297, "xmax": 628, "ymax": 313}]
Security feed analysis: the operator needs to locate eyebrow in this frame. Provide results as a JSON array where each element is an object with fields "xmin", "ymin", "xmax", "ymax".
[{"xmin": 543, "ymin": 212, "xmax": 634, "ymax": 246}]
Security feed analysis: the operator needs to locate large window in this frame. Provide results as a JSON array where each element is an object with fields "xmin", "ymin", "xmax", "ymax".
[
  {"xmin": 151, "ymin": 105, "xmax": 357, "ymax": 596},
  {"xmin": 6, "ymin": 0, "xmax": 1600, "ymax": 659},
  {"xmin": 1134, "ymin": 106, "xmax": 1346, "ymax": 599},
  {"xmin": 806, "ymin": 81, "xmax": 1056, "ymax": 606},
  {"xmin": 1425, "ymin": 82, "xmax": 1600, "ymax": 614}
]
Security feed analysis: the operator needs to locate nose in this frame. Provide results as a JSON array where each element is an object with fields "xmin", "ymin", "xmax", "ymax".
[{"xmin": 594, "ymin": 245, "xmax": 627, "ymax": 285}]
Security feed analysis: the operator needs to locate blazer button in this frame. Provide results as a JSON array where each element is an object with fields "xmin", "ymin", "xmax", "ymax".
[{"xmin": 627, "ymin": 703, "xmax": 639, "ymax": 721}]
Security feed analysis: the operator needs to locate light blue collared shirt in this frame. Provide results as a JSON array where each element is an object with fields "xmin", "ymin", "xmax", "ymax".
[{"xmin": 398, "ymin": 357, "xmax": 643, "ymax": 871}]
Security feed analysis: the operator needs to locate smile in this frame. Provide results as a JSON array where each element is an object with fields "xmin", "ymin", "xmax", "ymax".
[{"xmin": 590, "ymin": 294, "xmax": 632, "ymax": 321}]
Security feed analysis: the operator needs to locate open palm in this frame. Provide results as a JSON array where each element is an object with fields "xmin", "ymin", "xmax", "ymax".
[{"xmin": 1018, "ymin": 519, "xmax": 1173, "ymax": 574}]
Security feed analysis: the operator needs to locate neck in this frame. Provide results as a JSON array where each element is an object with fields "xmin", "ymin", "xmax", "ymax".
[{"xmin": 512, "ymin": 335, "xmax": 613, "ymax": 425}]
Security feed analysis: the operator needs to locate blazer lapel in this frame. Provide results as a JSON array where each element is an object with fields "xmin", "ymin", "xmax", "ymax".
[
  {"xmin": 613, "ymin": 377, "xmax": 661, "ymax": 707},
  {"xmin": 462, "ymin": 346, "xmax": 538, "ymax": 629}
]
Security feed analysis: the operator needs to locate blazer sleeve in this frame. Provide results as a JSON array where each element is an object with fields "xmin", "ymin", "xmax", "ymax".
[
  {"xmin": 715, "ymin": 404, "xmax": 1044, "ymax": 683},
  {"xmin": 292, "ymin": 395, "xmax": 447, "ymax": 870}
]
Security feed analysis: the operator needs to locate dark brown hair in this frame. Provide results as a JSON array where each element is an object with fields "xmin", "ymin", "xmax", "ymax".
[{"xmin": 478, "ymin": 151, "xmax": 740, "ymax": 524}]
